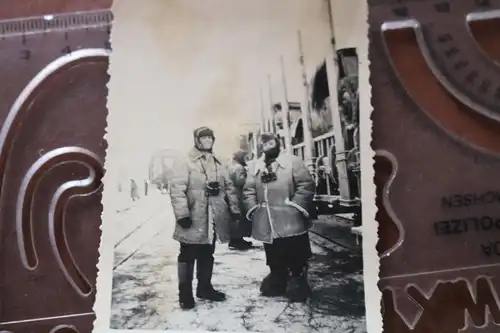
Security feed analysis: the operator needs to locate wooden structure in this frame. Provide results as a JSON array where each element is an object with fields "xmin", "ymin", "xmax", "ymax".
[
  {"xmin": 242, "ymin": 9, "xmax": 362, "ymax": 229},
  {"xmin": 148, "ymin": 149, "xmax": 181, "ymax": 189}
]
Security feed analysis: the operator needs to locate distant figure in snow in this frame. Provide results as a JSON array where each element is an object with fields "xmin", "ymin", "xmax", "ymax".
[{"xmin": 130, "ymin": 179, "xmax": 140, "ymax": 201}]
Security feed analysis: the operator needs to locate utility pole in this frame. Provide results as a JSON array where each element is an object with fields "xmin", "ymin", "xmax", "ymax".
[
  {"xmin": 325, "ymin": 0, "xmax": 350, "ymax": 199},
  {"xmin": 279, "ymin": 55, "xmax": 293, "ymax": 154},
  {"xmin": 240, "ymin": 121, "xmax": 261, "ymax": 158},
  {"xmin": 259, "ymin": 88, "xmax": 266, "ymax": 133},
  {"xmin": 267, "ymin": 74, "xmax": 277, "ymax": 134},
  {"xmin": 297, "ymin": 30, "xmax": 314, "ymax": 161}
]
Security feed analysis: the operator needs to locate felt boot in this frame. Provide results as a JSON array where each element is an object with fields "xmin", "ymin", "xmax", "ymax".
[
  {"xmin": 286, "ymin": 265, "xmax": 311, "ymax": 303},
  {"xmin": 260, "ymin": 266, "xmax": 288, "ymax": 297},
  {"xmin": 178, "ymin": 262, "xmax": 195, "ymax": 309},
  {"xmin": 196, "ymin": 257, "xmax": 226, "ymax": 301}
]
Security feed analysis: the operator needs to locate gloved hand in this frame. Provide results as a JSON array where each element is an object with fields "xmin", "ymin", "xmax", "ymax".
[{"xmin": 177, "ymin": 217, "xmax": 192, "ymax": 229}]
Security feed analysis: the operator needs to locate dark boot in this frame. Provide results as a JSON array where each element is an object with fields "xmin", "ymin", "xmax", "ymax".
[
  {"xmin": 229, "ymin": 238, "xmax": 252, "ymax": 251},
  {"xmin": 286, "ymin": 265, "xmax": 311, "ymax": 303},
  {"xmin": 260, "ymin": 266, "xmax": 288, "ymax": 297},
  {"xmin": 178, "ymin": 262, "xmax": 195, "ymax": 309},
  {"xmin": 196, "ymin": 257, "xmax": 226, "ymax": 301}
]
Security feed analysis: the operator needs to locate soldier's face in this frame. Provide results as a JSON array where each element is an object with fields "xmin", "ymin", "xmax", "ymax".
[
  {"xmin": 262, "ymin": 139, "xmax": 277, "ymax": 152},
  {"xmin": 199, "ymin": 136, "xmax": 214, "ymax": 149},
  {"xmin": 342, "ymin": 91, "xmax": 351, "ymax": 103}
]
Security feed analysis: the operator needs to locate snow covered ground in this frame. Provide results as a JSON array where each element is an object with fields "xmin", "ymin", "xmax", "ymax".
[{"xmin": 109, "ymin": 190, "xmax": 366, "ymax": 333}]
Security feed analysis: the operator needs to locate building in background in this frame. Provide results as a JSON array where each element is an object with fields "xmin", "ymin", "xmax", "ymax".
[{"xmin": 236, "ymin": 10, "xmax": 362, "ymax": 233}]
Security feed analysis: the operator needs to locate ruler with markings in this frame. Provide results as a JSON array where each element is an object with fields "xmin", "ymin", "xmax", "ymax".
[
  {"xmin": 0, "ymin": 9, "xmax": 111, "ymax": 333},
  {"xmin": 0, "ymin": 10, "xmax": 112, "ymax": 37}
]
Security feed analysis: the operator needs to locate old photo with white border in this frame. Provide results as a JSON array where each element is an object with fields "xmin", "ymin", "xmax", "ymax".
[{"xmin": 93, "ymin": 0, "xmax": 380, "ymax": 332}]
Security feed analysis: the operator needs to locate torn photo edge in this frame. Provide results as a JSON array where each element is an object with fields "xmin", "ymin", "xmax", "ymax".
[{"xmin": 92, "ymin": 0, "xmax": 381, "ymax": 332}]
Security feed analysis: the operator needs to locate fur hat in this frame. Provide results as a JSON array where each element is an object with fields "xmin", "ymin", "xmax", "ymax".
[
  {"xmin": 232, "ymin": 149, "xmax": 247, "ymax": 166},
  {"xmin": 193, "ymin": 126, "xmax": 215, "ymax": 152},
  {"xmin": 260, "ymin": 132, "xmax": 278, "ymax": 144},
  {"xmin": 193, "ymin": 126, "xmax": 215, "ymax": 140}
]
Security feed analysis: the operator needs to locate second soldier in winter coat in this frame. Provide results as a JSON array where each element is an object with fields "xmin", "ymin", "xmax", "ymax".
[
  {"xmin": 169, "ymin": 126, "xmax": 241, "ymax": 310},
  {"xmin": 243, "ymin": 132, "xmax": 315, "ymax": 303},
  {"xmin": 227, "ymin": 149, "xmax": 253, "ymax": 250}
]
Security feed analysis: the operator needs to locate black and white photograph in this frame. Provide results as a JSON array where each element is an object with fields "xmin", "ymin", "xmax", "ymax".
[{"xmin": 93, "ymin": 1, "xmax": 378, "ymax": 333}]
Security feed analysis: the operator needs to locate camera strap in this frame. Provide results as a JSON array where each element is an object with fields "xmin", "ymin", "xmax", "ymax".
[
  {"xmin": 198, "ymin": 155, "xmax": 219, "ymax": 243},
  {"xmin": 198, "ymin": 155, "xmax": 219, "ymax": 183}
]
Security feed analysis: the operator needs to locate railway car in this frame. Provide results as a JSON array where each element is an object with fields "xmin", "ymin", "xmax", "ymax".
[
  {"xmin": 148, "ymin": 149, "xmax": 181, "ymax": 193},
  {"xmin": 306, "ymin": 47, "xmax": 361, "ymax": 227},
  {"xmin": 243, "ymin": 47, "xmax": 361, "ymax": 238}
]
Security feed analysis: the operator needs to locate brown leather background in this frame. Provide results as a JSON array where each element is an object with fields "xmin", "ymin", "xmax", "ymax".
[
  {"xmin": 370, "ymin": 1, "xmax": 500, "ymax": 332},
  {"xmin": 0, "ymin": 1, "xmax": 111, "ymax": 20},
  {"xmin": 1, "ymin": 0, "xmax": 498, "ymax": 333},
  {"xmin": 0, "ymin": 1, "xmax": 111, "ymax": 333}
]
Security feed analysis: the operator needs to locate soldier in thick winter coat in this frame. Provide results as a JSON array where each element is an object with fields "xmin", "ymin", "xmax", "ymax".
[
  {"xmin": 169, "ymin": 126, "xmax": 241, "ymax": 310},
  {"xmin": 130, "ymin": 179, "xmax": 139, "ymax": 201},
  {"xmin": 227, "ymin": 149, "xmax": 253, "ymax": 250},
  {"xmin": 243, "ymin": 132, "xmax": 315, "ymax": 303}
]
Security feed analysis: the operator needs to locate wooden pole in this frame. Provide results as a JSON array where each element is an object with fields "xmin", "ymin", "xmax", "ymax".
[
  {"xmin": 259, "ymin": 88, "xmax": 266, "ymax": 133},
  {"xmin": 267, "ymin": 74, "xmax": 277, "ymax": 134},
  {"xmin": 240, "ymin": 122, "xmax": 261, "ymax": 158},
  {"xmin": 297, "ymin": 30, "xmax": 314, "ymax": 161},
  {"xmin": 253, "ymin": 125, "xmax": 258, "ymax": 157},
  {"xmin": 325, "ymin": 0, "xmax": 350, "ymax": 199},
  {"xmin": 279, "ymin": 55, "xmax": 293, "ymax": 154}
]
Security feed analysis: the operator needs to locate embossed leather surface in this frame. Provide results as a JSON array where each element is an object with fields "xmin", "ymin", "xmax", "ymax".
[
  {"xmin": 371, "ymin": 1, "xmax": 500, "ymax": 332},
  {"xmin": 0, "ymin": 1, "xmax": 111, "ymax": 333}
]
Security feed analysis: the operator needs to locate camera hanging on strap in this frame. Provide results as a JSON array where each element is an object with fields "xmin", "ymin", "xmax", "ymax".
[
  {"xmin": 260, "ymin": 165, "xmax": 277, "ymax": 183},
  {"xmin": 199, "ymin": 157, "xmax": 220, "ymax": 196},
  {"xmin": 205, "ymin": 181, "xmax": 220, "ymax": 196}
]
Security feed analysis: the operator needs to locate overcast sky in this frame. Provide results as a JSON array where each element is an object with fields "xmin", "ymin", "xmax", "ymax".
[{"xmin": 106, "ymin": 0, "xmax": 331, "ymax": 181}]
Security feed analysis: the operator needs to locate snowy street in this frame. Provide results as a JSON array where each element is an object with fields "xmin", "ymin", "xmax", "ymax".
[{"xmin": 110, "ymin": 190, "xmax": 366, "ymax": 333}]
